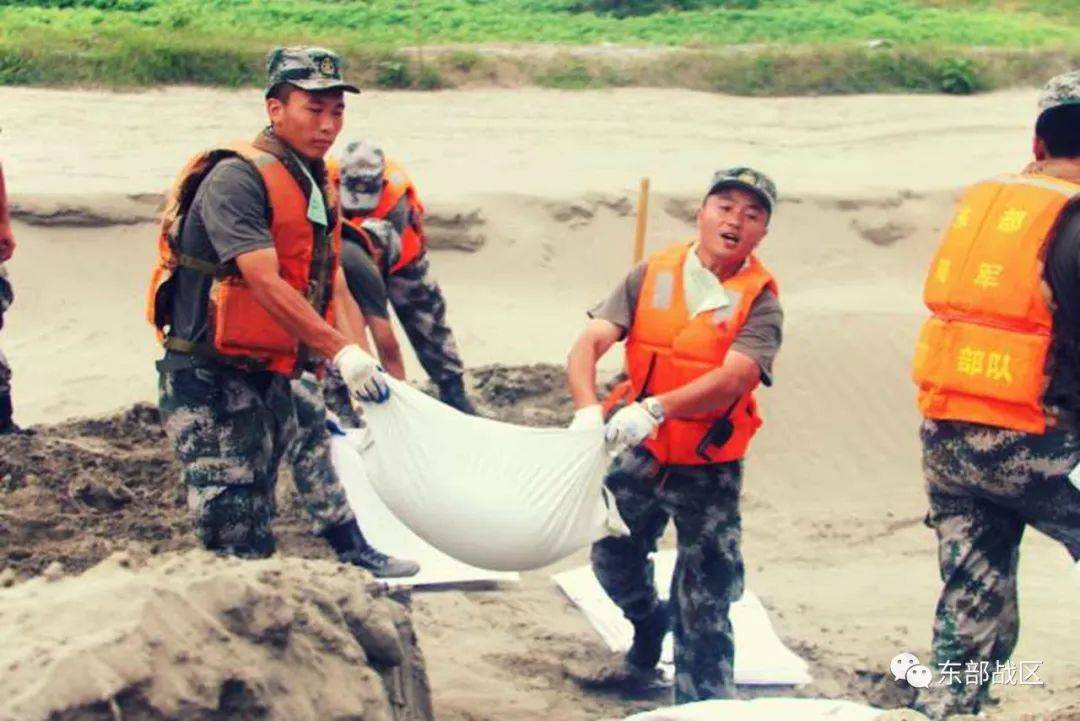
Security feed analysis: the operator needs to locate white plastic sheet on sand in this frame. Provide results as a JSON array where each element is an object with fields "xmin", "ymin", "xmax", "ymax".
[
  {"xmin": 331, "ymin": 433, "xmax": 519, "ymax": 587},
  {"xmin": 554, "ymin": 550, "xmax": 812, "ymax": 686},
  {"xmin": 355, "ymin": 378, "xmax": 627, "ymax": 572},
  {"xmin": 620, "ymin": 698, "xmax": 883, "ymax": 721}
]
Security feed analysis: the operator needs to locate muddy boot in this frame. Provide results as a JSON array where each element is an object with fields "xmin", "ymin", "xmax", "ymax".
[
  {"xmin": 321, "ymin": 521, "xmax": 420, "ymax": 579},
  {"xmin": 572, "ymin": 654, "xmax": 668, "ymax": 697},
  {"xmin": 626, "ymin": 600, "xmax": 670, "ymax": 672},
  {"xmin": 437, "ymin": 375, "xmax": 478, "ymax": 415},
  {"xmin": 0, "ymin": 392, "xmax": 28, "ymax": 435}
]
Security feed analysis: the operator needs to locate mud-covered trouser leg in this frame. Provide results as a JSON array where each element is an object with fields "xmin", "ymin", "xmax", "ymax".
[
  {"xmin": 385, "ymin": 254, "xmax": 466, "ymax": 385},
  {"xmin": 920, "ymin": 418, "xmax": 1080, "ymax": 716},
  {"xmin": 0, "ymin": 348, "xmax": 10, "ymax": 398},
  {"xmin": 591, "ymin": 448, "xmax": 744, "ymax": 704},
  {"xmin": 664, "ymin": 461, "xmax": 743, "ymax": 704},
  {"xmin": 591, "ymin": 447, "xmax": 669, "ymax": 623},
  {"xmin": 158, "ymin": 368, "xmax": 292, "ymax": 558},
  {"xmin": 320, "ymin": 363, "xmax": 364, "ymax": 429},
  {"xmin": 0, "ymin": 263, "xmax": 12, "ymax": 399},
  {"xmin": 288, "ymin": 374, "xmax": 358, "ymax": 536},
  {"xmin": 926, "ymin": 495, "xmax": 1023, "ymax": 715}
]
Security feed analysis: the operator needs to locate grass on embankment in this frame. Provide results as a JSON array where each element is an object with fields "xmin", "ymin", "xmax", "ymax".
[{"xmin": 0, "ymin": 0, "xmax": 1076, "ymax": 94}]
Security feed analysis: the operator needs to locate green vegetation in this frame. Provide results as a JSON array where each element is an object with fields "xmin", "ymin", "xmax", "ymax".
[{"xmin": 0, "ymin": 0, "xmax": 1075, "ymax": 93}]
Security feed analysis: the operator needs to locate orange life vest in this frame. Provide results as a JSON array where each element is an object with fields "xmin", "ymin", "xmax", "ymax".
[
  {"xmin": 607, "ymin": 242, "xmax": 777, "ymax": 465},
  {"xmin": 147, "ymin": 141, "xmax": 340, "ymax": 377},
  {"xmin": 328, "ymin": 157, "xmax": 425, "ymax": 274},
  {"xmin": 912, "ymin": 172, "xmax": 1080, "ymax": 433}
]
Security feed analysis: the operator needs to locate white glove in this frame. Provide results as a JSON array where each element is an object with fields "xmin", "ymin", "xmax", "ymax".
[
  {"xmin": 333, "ymin": 344, "xmax": 390, "ymax": 404},
  {"xmin": 569, "ymin": 404, "xmax": 605, "ymax": 430},
  {"xmin": 604, "ymin": 402, "xmax": 659, "ymax": 456}
]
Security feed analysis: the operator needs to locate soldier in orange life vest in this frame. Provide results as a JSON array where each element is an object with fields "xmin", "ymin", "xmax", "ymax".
[
  {"xmin": 566, "ymin": 168, "xmax": 783, "ymax": 702},
  {"xmin": 0, "ymin": 158, "xmax": 21, "ymax": 434},
  {"xmin": 149, "ymin": 46, "xmax": 417, "ymax": 577},
  {"xmin": 911, "ymin": 71, "xmax": 1080, "ymax": 720},
  {"xmin": 334, "ymin": 140, "xmax": 479, "ymax": 415}
]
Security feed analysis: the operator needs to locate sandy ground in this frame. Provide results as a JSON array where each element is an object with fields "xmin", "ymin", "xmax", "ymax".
[{"xmin": 1, "ymin": 86, "xmax": 1078, "ymax": 720}]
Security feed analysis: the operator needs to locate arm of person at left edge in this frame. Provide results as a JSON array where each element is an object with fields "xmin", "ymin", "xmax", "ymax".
[
  {"xmin": 656, "ymin": 290, "xmax": 784, "ymax": 419},
  {"xmin": 0, "ymin": 161, "xmax": 14, "ymax": 263}
]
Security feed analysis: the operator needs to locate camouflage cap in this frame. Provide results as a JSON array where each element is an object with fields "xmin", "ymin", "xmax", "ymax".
[
  {"xmin": 265, "ymin": 46, "xmax": 359, "ymax": 98},
  {"xmin": 1038, "ymin": 70, "xmax": 1080, "ymax": 114},
  {"xmin": 339, "ymin": 140, "xmax": 386, "ymax": 212},
  {"xmin": 705, "ymin": 166, "xmax": 777, "ymax": 214}
]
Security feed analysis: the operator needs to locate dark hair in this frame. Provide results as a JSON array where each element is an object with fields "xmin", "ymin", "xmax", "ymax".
[
  {"xmin": 267, "ymin": 82, "xmax": 300, "ymax": 104},
  {"xmin": 1036, "ymin": 104, "xmax": 1080, "ymax": 158}
]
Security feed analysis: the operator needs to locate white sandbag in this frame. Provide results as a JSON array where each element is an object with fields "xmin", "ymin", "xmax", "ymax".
[
  {"xmin": 621, "ymin": 698, "xmax": 883, "ymax": 721},
  {"xmin": 329, "ymin": 432, "xmax": 520, "ymax": 587},
  {"xmin": 358, "ymin": 378, "xmax": 627, "ymax": 571}
]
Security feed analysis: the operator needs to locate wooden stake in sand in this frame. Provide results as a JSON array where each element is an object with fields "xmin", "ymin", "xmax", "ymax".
[{"xmin": 633, "ymin": 177, "xmax": 650, "ymax": 264}]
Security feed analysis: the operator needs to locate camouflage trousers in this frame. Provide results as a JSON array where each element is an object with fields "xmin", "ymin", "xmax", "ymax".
[
  {"xmin": 158, "ymin": 366, "xmax": 356, "ymax": 557},
  {"xmin": 322, "ymin": 364, "xmax": 363, "ymax": 429},
  {"xmin": 918, "ymin": 418, "xmax": 1080, "ymax": 718},
  {"xmin": 592, "ymin": 446, "xmax": 745, "ymax": 704},
  {"xmin": 387, "ymin": 254, "xmax": 465, "ymax": 385},
  {"xmin": 0, "ymin": 264, "xmax": 12, "ymax": 396}
]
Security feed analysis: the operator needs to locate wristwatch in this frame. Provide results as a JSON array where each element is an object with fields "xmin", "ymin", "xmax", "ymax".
[{"xmin": 642, "ymin": 397, "xmax": 665, "ymax": 424}]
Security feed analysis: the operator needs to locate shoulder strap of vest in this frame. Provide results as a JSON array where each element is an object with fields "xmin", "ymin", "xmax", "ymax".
[
  {"xmin": 990, "ymin": 172, "xmax": 1080, "ymax": 198},
  {"xmin": 164, "ymin": 143, "xmax": 275, "ymax": 279}
]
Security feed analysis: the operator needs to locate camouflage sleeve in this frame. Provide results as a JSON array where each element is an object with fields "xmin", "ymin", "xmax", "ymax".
[
  {"xmin": 731, "ymin": 289, "xmax": 783, "ymax": 386},
  {"xmin": 587, "ymin": 262, "xmax": 647, "ymax": 339}
]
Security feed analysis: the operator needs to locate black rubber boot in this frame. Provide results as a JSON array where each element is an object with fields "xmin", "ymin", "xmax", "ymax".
[
  {"xmin": 0, "ymin": 392, "xmax": 26, "ymax": 435},
  {"xmin": 437, "ymin": 375, "xmax": 479, "ymax": 415},
  {"xmin": 626, "ymin": 600, "xmax": 670, "ymax": 671},
  {"xmin": 321, "ymin": 521, "xmax": 420, "ymax": 578}
]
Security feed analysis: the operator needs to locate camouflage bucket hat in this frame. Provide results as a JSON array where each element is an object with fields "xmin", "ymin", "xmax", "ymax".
[
  {"xmin": 705, "ymin": 166, "xmax": 778, "ymax": 215},
  {"xmin": 1038, "ymin": 70, "xmax": 1080, "ymax": 114},
  {"xmin": 265, "ymin": 46, "xmax": 360, "ymax": 98},
  {"xmin": 339, "ymin": 140, "xmax": 386, "ymax": 213}
]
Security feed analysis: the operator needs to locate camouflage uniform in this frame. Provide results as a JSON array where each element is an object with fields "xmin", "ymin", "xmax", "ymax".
[
  {"xmin": 159, "ymin": 365, "xmax": 356, "ymax": 557},
  {"xmin": 337, "ymin": 141, "xmax": 469, "ymax": 391},
  {"xmin": 385, "ymin": 254, "xmax": 465, "ymax": 384},
  {"xmin": 322, "ymin": 363, "xmax": 364, "ymax": 428},
  {"xmin": 913, "ymin": 72, "xmax": 1080, "ymax": 720},
  {"xmin": 0, "ymin": 264, "xmax": 11, "ymax": 398},
  {"xmin": 592, "ymin": 446, "xmax": 744, "ymax": 703},
  {"xmin": 917, "ymin": 419, "xmax": 1080, "ymax": 716}
]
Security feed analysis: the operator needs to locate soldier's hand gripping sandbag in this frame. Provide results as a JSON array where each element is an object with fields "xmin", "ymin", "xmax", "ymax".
[
  {"xmin": 604, "ymin": 401, "xmax": 660, "ymax": 456},
  {"xmin": 333, "ymin": 344, "xmax": 390, "ymax": 403}
]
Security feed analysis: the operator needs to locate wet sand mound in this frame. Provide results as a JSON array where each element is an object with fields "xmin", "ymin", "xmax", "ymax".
[
  {"xmin": 0, "ymin": 550, "xmax": 432, "ymax": 721},
  {"xmin": 0, "ymin": 365, "xmax": 573, "ymax": 579}
]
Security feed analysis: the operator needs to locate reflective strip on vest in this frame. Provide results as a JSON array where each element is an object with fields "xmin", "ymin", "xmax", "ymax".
[{"xmin": 624, "ymin": 241, "xmax": 776, "ymax": 465}]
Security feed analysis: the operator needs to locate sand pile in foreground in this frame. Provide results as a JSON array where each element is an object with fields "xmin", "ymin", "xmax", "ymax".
[{"xmin": 0, "ymin": 549, "xmax": 432, "ymax": 721}]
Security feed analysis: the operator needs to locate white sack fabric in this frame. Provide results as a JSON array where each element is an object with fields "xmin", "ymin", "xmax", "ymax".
[
  {"xmin": 358, "ymin": 378, "xmax": 627, "ymax": 571},
  {"xmin": 620, "ymin": 698, "xmax": 882, "ymax": 721},
  {"xmin": 555, "ymin": 551, "xmax": 812, "ymax": 686},
  {"xmin": 329, "ymin": 433, "xmax": 520, "ymax": 587}
]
